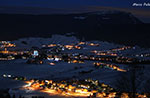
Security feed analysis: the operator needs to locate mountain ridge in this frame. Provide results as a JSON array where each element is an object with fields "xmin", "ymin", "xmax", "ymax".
[{"xmin": 0, "ymin": 11, "xmax": 149, "ymax": 47}]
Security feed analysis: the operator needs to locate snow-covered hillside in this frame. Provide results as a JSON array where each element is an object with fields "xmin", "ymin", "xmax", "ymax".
[
  {"xmin": 12, "ymin": 35, "xmax": 122, "ymax": 50},
  {"xmin": 12, "ymin": 35, "xmax": 79, "ymax": 50},
  {"xmin": 0, "ymin": 35, "xmax": 150, "ymax": 98}
]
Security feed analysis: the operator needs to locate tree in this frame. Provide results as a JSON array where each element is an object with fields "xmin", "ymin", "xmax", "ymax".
[
  {"xmin": 115, "ymin": 64, "xmax": 145, "ymax": 98},
  {"xmin": 142, "ymin": 78, "xmax": 150, "ymax": 94}
]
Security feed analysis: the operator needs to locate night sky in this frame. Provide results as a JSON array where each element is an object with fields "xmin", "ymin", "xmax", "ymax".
[{"xmin": 0, "ymin": 0, "xmax": 150, "ymax": 22}]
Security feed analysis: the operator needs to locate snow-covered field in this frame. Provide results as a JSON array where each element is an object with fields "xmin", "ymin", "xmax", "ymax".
[
  {"xmin": 0, "ymin": 59, "xmax": 122, "ymax": 87},
  {"xmin": 0, "ymin": 59, "xmax": 150, "ymax": 98},
  {"xmin": 0, "ymin": 35, "xmax": 150, "ymax": 98},
  {"xmin": 0, "ymin": 59, "xmax": 121, "ymax": 98}
]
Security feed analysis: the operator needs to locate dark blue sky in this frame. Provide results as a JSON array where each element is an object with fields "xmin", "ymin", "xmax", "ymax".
[
  {"xmin": 0, "ymin": 0, "xmax": 149, "ymax": 8},
  {"xmin": 0, "ymin": 0, "xmax": 150, "ymax": 22}
]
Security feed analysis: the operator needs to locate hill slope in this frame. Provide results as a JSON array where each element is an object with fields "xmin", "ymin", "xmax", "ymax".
[{"xmin": 0, "ymin": 11, "xmax": 149, "ymax": 47}]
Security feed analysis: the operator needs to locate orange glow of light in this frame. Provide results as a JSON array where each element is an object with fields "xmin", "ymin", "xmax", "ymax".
[
  {"xmin": 48, "ymin": 44, "xmax": 57, "ymax": 47},
  {"xmin": 138, "ymin": 94, "xmax": 147, "ymax": 98},
  {"xmin": 25, "ymin": 80, "xmax": 34, "ymax": 84},
  {"xmin": 75, "ymin": 46, "xmax": 81, "ymax": 49},
  {"xmin": 121, "ymin": 93, "xmax": 129, "ymax": 98},
  {"xmin": 94, "ymin": 62, "xmax": 127, "ymax": 72},
  {"xmin": 117, "ymin": 68, "xmax": 127, "ymax": 72},
  {"xmin": 65, "ymin": 45, "xmax": 74, "ymax": 49},
  {"xmin": 78, "ymin": 42, "xmax": 85, "ymax": 45},
  {"xmin": 30, "ymin": 83, "xmax": 41, "ymax": 90},
  {"xmin": 49, "ymin": 63, "xmax": 56, "ymax": 66},
  {"xmin": 88, "ymin": 43, "xmax": 99, "ymax": 46},
  {"xmin": 72, "ymin": 60, "xmax": 78, "ymax": 63},
  {"xmin": 42, "ymin": 88, "xmax": 92, "ymax": 97},
  {"xmin": 108, "ymin": 92, "xmax": 117, "ymax": 98}
]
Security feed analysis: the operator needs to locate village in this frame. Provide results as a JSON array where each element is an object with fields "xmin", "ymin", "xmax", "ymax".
[
  {"xmin": 0, "ymin": 38, "xmax": 150, "ymax": 98},
  {"xmin": 0, "ymin": 40, "xmax": 149, "ymax": 65},
  {"xmin": 2, "ymin": 74, "xmax": 148, "ymax": 98}
]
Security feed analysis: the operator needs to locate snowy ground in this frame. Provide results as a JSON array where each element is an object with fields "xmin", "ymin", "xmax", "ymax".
[
  {"xmin": 0, "ymin": 59, "xmax": 149, "ymax": 98},
  {"xmin": 0, "ymin": 59, "xmax": 125, "ymax": 98},
  {"xmin": 0, "ymin": 60, "xmax": 122, "ymax": 87},
  {"xmin": 0, "ymin": 35, "xmax": 150, "ymax": 98}
]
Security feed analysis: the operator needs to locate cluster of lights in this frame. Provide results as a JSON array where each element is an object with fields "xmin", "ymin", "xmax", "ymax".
[
  {"xmin": 93, "ymin": 62, "xmax": 127, "ymax": 72},
  {"xmin": 23, "ymin": 79, "xmax": 148, "ymax": 98},
  {"xmin": 43, "ymin": 44, "xmax": 81, "ymax": 50},
  {"xmin": 23, "ymin": 79, "xmax": 115, "ymax": 97},
  {"xmin": 3, "ymin": 74, "xmax": 148, "ymax": 98},
  {"xmin": 91, "ymin": 50, "xmax": 117, "ymax": 56},
  {"xmin": 67, "ymin": 59, "xmax": 84, "ymax": 64},
  {"xmin": 91, "ymin": 46, "xmax": 132, "ymax": 57},
  {"xmin": 78, "ymin": 42, "xmax": 99, "ymax": 47},
  {"xmin": 116, "ymin": 57, "xmax": 135, "ymax": 63},
  {"xmin": 111, "ymin": 46, "xmax": 132, "ymax": 51},
  {"xmin": 0, "ymin": 41, "xmax": 16, "ymax": 48}
]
